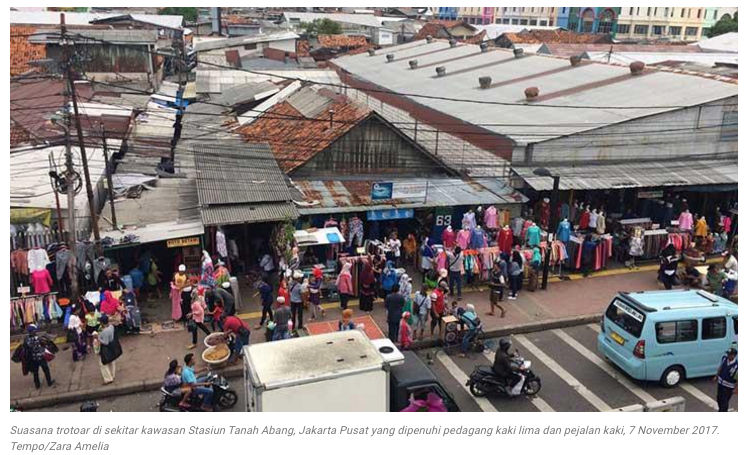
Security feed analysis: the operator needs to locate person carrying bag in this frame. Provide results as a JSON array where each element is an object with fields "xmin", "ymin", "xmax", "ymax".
[{"xmin": 97, "ymin": 315, "xmax": 122, "ymax": 385}]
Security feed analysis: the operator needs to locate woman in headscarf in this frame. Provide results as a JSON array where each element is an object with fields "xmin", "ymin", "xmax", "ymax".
[
  {"xmin": 199, "ymin": 251, "xmax": 216, "ymax": 289},
  {"xmin": 68, "ymin": 304, "xmax": 87, "ymax": 361},
  {"xmin": 277, "ymin": 277, "xmax": 290, "ymax": 308},
  {"xmin": 336, "ymin": 263, "xmax": 354, "ymax": 310},
  {"xmin": 308, "ymin": 267, "xmax": 325, "ymax": 321},
  {"xmin": 659, "ymin": 243, "xmax": 679, "ymax": 290},
  {"xmin": 398, "ymin": 274, "xmax": 415, "ymax": 326},
  {"xmin": 359, "ymin": 261, "xmax": 376, "ymax": 313},
  {"xmin": 213, "ymin": 261, "xmax": 230, "ymax": 287}
]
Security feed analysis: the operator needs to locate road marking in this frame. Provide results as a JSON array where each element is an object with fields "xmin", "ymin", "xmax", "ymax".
[
  {"xmin": 481, "ymin": 351, "xmax": 555, "ymax": 412},
  {"xmin": 679, "ymin": 383, "xmax": 719, "ymax": 411},
  {"xmin": 515, "ymin": 335, "xmax": 611, "ymax": 412},
  {"xmin": 588, "ymin": 324, "xmax": 601, "ymax": 333},
  {"xmin": 435, "ymin": 351, "xmax": 500, "ymax": 413},
  {"xmin": 552, "ymin": 329, "xmax": 657, "ymax": 403}
]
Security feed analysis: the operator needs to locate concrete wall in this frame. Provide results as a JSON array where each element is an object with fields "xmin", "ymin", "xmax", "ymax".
[
  {"xmin": 268, "ymin": 38, "xmax": 297, "ymax": 53},
  {"xmin": 514, "ymin": 96, "xmax": 738, "ymax": 165}
]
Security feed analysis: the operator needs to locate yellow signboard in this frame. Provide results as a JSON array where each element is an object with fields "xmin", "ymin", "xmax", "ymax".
[{"xmin": 166, "ymin": 237, "xmax": 200, "ymax": 248}]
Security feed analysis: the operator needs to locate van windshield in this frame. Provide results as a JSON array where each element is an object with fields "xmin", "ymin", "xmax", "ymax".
[{"xmin": 606, "ymin": 299, "xmax": 645, "ymax": 338}]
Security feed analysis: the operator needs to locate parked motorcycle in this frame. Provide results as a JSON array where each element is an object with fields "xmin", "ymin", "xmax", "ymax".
[
  {"xmin": 466, "ymin": 355, "xmax": 541, "ymax": 398},
  {"xmin": 159, "ymin": 372, "xmax": 238, "ymax": 412}
]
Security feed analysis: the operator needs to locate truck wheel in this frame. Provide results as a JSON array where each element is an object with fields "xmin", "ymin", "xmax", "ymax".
[
  {"xmin": 218, "ymin": 391, "xmax": 238, "ymax": 409},
  {"xmin": 469, "ymin": 381, "xmax": 488, "ymax": 397},
  {"xmin": 660, "ymin": 366, "xmax": 684, "ymax": 388}
]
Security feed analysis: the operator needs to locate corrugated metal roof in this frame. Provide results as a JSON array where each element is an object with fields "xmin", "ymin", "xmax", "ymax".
[
  {"xmin": 286, "ymin": 85, "xmax": 334, "ymax": 118},
  {"xmin": 583, "ymin": 51, "xmax": 739, "ymax": 67},
  {"xmin": 10, "ymin": 11, "xmax": 183, "ymax": 29},
  {"xmin": 513, "ymin": 159, "xmax": 738, "ymax": 191},
  {"xmin": 195, "ymin": 69, "xmax": 341, "ymax": 94},
  {"xmin": 475, "ymin": 24, "xmax": 559, "ymax": 41},
  {"xmin": 283, "ymin": 12, "xmax": 384, "ymax": 28},
  {"xmin": 194, "ymin": 31, "xmax": 299, "ymax": 52},
  {"xmin": 333, "ymin": 40, "xmax": 738, "ymax": 145},
  {"xmin": 216, "ymin": 81, "xmax": 280, "ymax": 107},
  {"xmin": 30, "ymin": 28, "xmax": 158, "ymax": 44},
  {"xmin": 691, "ymin": 32, "xmax": 738, "ymax": 53},
  {"xmin": 194, "ymin": 142, "xmax": 292, "ymax": 205},
  {"xmin": 294, "ymin": 178, "xmax": 526, "ymax": 215},
  {"xmin": 201, "ymin": 202, "xmax": 299, "ymax": 226}
]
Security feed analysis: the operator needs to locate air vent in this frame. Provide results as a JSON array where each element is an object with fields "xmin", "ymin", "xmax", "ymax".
[
  {"xmin": 480, "ymin": 42, "xmax": 489, "ymax": 53},
  {"xmin": 435, "ymin": 66, "xmax": 446, "ymax": 77},
  {"xmin": 525, "ymin": 86, "xmax": 539, "ymax": 101},
  {"xmin": 570, "ymin": 55, "xmax": 582, "ymax": 66},
  {"xmin": 367, "ymin": 49, "xmax": 376, "ymax": 56},
  {"xmin": 408, "ymin": 59, "xmax": 418, "ymax": 69},
  {"xmin": 479, "ymin": 76, "xmax": 492, "ymax": 89},
  {"xmin": 386, "ymin": 54, "xmax": 394, "ymax": 63},
  {"xmin": 426, "ymin": 35, "xmax": 433, "ymax": 43},
  {"xmin": 513, "ymin": 48, "xmax": 524, "ymax": 58},
  {"xmin": 449, "ymin": 39, "xmax": 457, "ymax": 48}
]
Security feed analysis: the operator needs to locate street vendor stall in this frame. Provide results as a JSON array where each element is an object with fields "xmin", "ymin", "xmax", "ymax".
[{"xmin": 294, "ymin": 227, "xmax": 344, "ymax": 301}]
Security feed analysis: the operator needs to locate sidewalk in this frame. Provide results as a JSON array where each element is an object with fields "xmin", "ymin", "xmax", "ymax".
[{"xmin": 8, "ymin": 263, "xmax": 707, "ymax": 409}]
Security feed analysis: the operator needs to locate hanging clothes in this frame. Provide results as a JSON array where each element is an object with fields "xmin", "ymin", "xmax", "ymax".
[
  {"xmin": 470, "ymin": 228, "xmax": 488, "ymax": 250},
  {"xmin": 484, "ymin": 206, "xmax": 498, "ymax": 230},
  {"xmin": 462, "ymin": 211, "xmax": 476, "ymax": 230},
  {"xmin": 556, "ymin": 220, "xmax": 571, "ymax": 243},
  {"xmin": 694, "ymin": 218, "xmax": 709, "ymax": 237},
  {"xmin": 560, "ymin": 203, "xmax": 570, "ymax": 221},
  {"xmin": 538, "ymin": 201, "xmax": 551, "ymax": 230},
  {"xmin": 596, "ymin": 214, "xmax": 606, "ymax": 235},
  {"xmin": 456, "ymin": 229, "xmax": 471, "ymax": 250},
  {"xmin": 678, "ymin": 211, "xmax": 694, "ymax": 231},
  {"xmin": 579, "ymin": 210, "xmax": 591, "ymax": 231},
  {"xmin": 525, "ymin": 225, "xmax": 542, "ymax": 247},
  {"xmin": 496, "ymin": 227, "xmax": 513, "ymax": 254},
  {"xmin": 441, "ymin": 228, "xmax": 456, "ymax": 248},
  {"xmin": 216, "ymin": 229, "xmax": 228, "ymax": 258},
  {"xmin": 30, "ymin": 269, "xmax": 53, "ymax": 294},
  {"xmin": 510, "ymin": 217, "xmax": 524, "ymax": 238},
  {"xmin": 27, "ymin": 248, "xmax": 50, "ymax": 273}
]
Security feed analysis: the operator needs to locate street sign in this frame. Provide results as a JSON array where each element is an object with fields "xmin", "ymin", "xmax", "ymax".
[
  {"xmin": 372, "ymin": 182, "xmax": 428, "ymax": 200},
  {"xmin": 371, "ymin": 182, "xmax": 393, "ymax": 200},
  {"xmin": 637, "ymin": 190, "xmax": 663, "ymax": 199},
  {"xmin": 367, "ymin": 209, "xmax": 414, "ymax": 221},
  {"xmin": 167, "ymin": 237, "xmax": 200, "ymax": 248}
]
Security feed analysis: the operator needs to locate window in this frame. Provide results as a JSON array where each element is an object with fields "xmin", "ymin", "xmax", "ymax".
[
  {"xmin": 681, "ymin": 8, "xmax": 685, "ymax": 18},
  {"xmin": 599, "ymin": 9, "xmax": 616, "ymax": 34},
  {"xmin": 714, "ymin": 11, "xmax": 718, "ymax": 20},
  {"xmin": 702, "ymin": 27, "xmax": 710, "ymax": 36},
  {"xmin": 629, "ymin": 7, "xmax": 633, "ymax": 16},
  {"xmin": 647, "ymin": 7, "xmax": 651, "ymax": 16},
  {"xmin": 652, "ymin": 25, "xmax": 663, "ymax": 35},
  {"xmin": 634, "ymin": 24, "xmax": 649, "ymax": 35},
  {"xmin": 563, "ymin": 8, "xmax": 567, "ymax": 14},
  {"xmin": 511, "ymin": 19, "xmax": 519, "ymax": 25},
  {"xmin": 721, "ymin": 111, "xmax": 738, "ymax": 141},
  {"xmin": 606, "ymin": 300, "xmax": 645, "ymax": 338},
  {"xmin": 698, "ymin": 9, "xmax": 702, "ymax": 19},
  {"xmin": 685, "ymin": 27, "xmax": 699, "ymax": 36},
  {"xmin": 733, "ymin": 317, "xmax": 738, "ymax": 335},
  {"xmin": 243, "ymin": 43, "xmax": 257, "ymax": 50},
  {"xmin": 703, "ymin": 317, "xmax": 727, "ymax": 340},
  {"xmin": 669, "ymin": 26, "xmax": 682, "ymax": 36},
  {"xmin": 549, "ymin": 19, "xmax": 554, "ymax": 26},
  {"xmin": 519, "ymin": 19, "xmax": 528, "ymax": 25},
  {"xmin": 656, "ymin": 320, "xmax": 698, "ymax": 344},
  {"xmin": 530, "ymin": 19, "xmax": 537, "ymax": 26},
  {"xmin": 569, "ymin": 21, "xmax": 578, "ymax": 31},
  {"xmin": 617, "ymin": 24, "xmax": 631, "ymax": 34},
  {"xmin": 654, "ymin": 8, "xmax": 658, "ymax": 16},
  {"xmin": 539, "ymin": 20, "xmax": 547, "ymax": 26},
  {"xmin": 503, "ymin": 18, "xmax": 510, "ymax": 24},
  {"xmin": 688, "ymin": 8, "xmax": 692, "ymax": 18}
]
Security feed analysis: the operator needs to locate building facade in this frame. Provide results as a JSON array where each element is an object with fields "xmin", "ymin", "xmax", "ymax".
[
  {"xmin": 491, "ymin": 7, "xmax": 558, "ymax": 26},
  {"xmin": 616, "ymin": 7, "xmax": 710, "ymax": 41},
  {"xmin": 703, "ymin": 7, "xmax": 739, "ymax": 35}
]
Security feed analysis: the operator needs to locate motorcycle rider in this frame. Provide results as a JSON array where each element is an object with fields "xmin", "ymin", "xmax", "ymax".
[{"xmin": 492, "ymin": 338, "xmax": 524, "ymax": 396}]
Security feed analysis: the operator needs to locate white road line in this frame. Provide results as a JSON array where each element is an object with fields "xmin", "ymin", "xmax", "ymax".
[
  {"xmin": 480, "ymin": 351, "xmax": 555, "ymax": 412},
  {"xmin": 436, "ymin": 351, "xmax": 500, "ymax": 413},
  {"xmin": 588, "ymin": 324, "xmax": 601, "ymax": 333},
  {"xmin": 515, "ymin": 335, "xmax": 611, "ymax": 412},
  {"xmin": 679, "ymin": 383, "xmax": 719, "ymax": 411},
  {"xmin": 552, "ymin": 329, "xmax": 657, "ymax": 403}
]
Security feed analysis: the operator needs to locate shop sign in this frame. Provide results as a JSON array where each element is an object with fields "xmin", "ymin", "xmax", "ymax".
[
  {"xmin": 372, "ymin": 182, "xmax": 428, "ymax": 200},
  {"xmin": 367, "ymin": 209, "xmax": 414, "ymax": 221},
  {"xmin": 371, "ymin": 182, "xmax": 393, "ymax": 200},
  {"xmin": 167, "ymin": 237, "xmax": 200, "ymax": 248},
  {"xmin": 637, "ymin": 190, "xmax": 663, "ymax": 199}
]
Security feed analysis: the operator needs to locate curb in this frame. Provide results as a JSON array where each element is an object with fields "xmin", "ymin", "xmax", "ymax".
[{"xmin": 12, "ymin": 365, "xmax": 246, "ymax": 411}]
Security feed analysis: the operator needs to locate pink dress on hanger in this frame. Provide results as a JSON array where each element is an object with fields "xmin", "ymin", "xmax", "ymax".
[
  {"xmin": 456, "ymin": 229, "xmax": 471, "ymax": 250},
  {"xmin": 30, "ymin": 269, "xmax": 53, "ymax": 294}
]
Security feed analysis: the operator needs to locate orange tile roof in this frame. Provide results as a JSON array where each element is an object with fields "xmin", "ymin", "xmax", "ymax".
[
  {"xmin": 318, "ymin": 34, "xmax": 368, "ymax": 49},
  {"xmin": 460, "ymin": 29, "xmax": 486, "ymax": 45},
  {"xmin": 414, "ymin": 20, "xmax": 476, "ymax": 41},
  {"xmin": 10, "ymin": 26, "xmax": 46, "ymax": 76},
  {"xmin": 10, "ymin": 121, "xmax": 31, "ymax": 147},
  {"xmin": 502, "ymin": 29, "xmax": 613, "ymax": 45},
  {"xmin": 237, "ymin": 91, "xmax": 371, "ymax": 173}
]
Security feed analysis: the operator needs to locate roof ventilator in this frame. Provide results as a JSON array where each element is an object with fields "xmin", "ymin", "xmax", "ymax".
[
  {"xmin": 435, "ymin": 66, "xmax": 446, "ymax": 77},
  {"xmin": 409, "ymin": 59, "xmax": 419, "ymax": 69},
  {"xmin": 479, "ymin": 76, "xmax": 492, "ymax": 89},
  {"xmin": 386, "ymin": 54, "xmax": 394, "ymax": 63},
  {"xmin": 513, "ymin": 48, "xmax": 524, "ymax": 58},
  {"xmin": 426, "ymin": 35, "xmax": 433, "ymax": 43},
  {"xmin": 570, "ymin": 55, "xmax": 582, "ymax": 67},
  {"xmin": 367, "ymin": 49, "xmax": 376, "ymax": 56},
  {"xmin": 630, "ymin": 61, "xmax": 646, "ymax": 75},
  {"xmin": 449, "ymin": 39, "xmax": 457, "ymax": 48},
  {"xmin": 524, "ymin": 87, "xmax": 539, "ymax": 101},
  {"xmin": 480, "ymin": 42, "xmax": 489, "ymax": 53}
]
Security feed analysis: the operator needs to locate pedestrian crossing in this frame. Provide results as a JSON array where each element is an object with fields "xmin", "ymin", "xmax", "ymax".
[{"xmin": 425, "ymin": 324, "xmax": 732, "ymax": 413}]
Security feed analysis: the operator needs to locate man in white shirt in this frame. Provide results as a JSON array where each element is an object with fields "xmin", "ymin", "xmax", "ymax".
[{"xmin": 259, "ymin": 253, "xmax": 275, "ymax": 279}]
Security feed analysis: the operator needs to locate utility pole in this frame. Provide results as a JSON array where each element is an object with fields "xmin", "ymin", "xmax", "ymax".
[
  {"xmin": 101, "ymin": 128, "xmax": 117, "ymax": 228},
  {"xmin": 61, "ymin": 14, "xmax": 102, "ymax": 256},
  {"xmin": 64, "ymin": 118, "xmax": 79, "ymax": 300}
]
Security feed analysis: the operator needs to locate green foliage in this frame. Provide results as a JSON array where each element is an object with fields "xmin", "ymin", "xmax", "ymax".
[
  {"xmin": 707, "ymin": 13, "xmax": 738, "ymax": 38},
  {"xmin": 300, "ymin": 18, "xmax": 342, "ymax": 36},
  {"xmin": 159, "ymin": 7, "xmax": 198, "ymax": 23}
]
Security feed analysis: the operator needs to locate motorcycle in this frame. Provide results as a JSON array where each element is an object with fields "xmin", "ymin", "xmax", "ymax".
[
  {"xmin": 466, "ymin": 354, "xmax": 542, "ymax": 398},
  {"xmin": 159, "ymin": 372, "xmax": 238, "ymax": 412}
]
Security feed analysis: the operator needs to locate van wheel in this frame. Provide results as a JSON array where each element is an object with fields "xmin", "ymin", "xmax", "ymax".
[{"xmin": 660, "ymin": 366, "xmax": 684, "ymax": 388}]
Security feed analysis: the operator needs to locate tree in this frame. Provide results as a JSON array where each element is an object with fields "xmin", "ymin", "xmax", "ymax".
[
  {"xmin": 300, "ymin": 18, "xmax": 342, "ymax": 36},
  {"xmin": 707, "ymin": 13, "xmax": 738, "ymax": 38},
  {"xmin": 159, "ymin": 7, "xmax": 198, "ymax": 23}
]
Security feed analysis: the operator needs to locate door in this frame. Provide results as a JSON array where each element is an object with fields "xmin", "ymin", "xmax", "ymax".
[
  {"xmin": 695, "ymin": 317, "xmax": 730, "ymax": 377},
  {"xmin": 651, "ymin": 319, "xmax": 699, "ymax": 379}
]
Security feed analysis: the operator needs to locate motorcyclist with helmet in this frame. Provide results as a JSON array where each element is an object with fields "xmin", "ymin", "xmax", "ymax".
[{"xmin": 492, "ymin": 338, "xmax": 525, "ymax": 396}]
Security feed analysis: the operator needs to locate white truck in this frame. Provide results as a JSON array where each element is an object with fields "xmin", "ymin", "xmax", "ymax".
[{"xmin": 243, "ymin": 330, "xmax": 458, "ymax": 412}]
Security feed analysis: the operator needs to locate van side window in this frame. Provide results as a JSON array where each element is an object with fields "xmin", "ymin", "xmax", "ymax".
[
  {"xmin": 656, "ymin": 320, "xmax": 698, "ymax": 344},
  {"xmin": 733, "ymin": 317, "xmax": 738, "ymax": 335},
  {"xmin": 702, "ymin": 317, "xmax": 727, "ymax": 340}
]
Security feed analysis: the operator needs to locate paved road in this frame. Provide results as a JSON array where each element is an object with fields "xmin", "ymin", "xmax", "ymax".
[
  {"xmin": 31, "ymin": 378, "xmax": 245, "ymax": 412},
  {"xmin": 421, "ymin": 324, "xmax": 736, "ymax": 412}
]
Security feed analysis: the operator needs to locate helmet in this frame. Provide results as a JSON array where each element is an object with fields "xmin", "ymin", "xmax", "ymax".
[{"xmin": 499, "ymin": 338, "xmax": 512, "ymax": 353}]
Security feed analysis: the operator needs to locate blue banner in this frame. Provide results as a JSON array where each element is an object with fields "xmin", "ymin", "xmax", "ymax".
[
  {"xmin": 367, "ymin": 209, "xmax": 414, "ymax": 221},
  {"xmin": 371, "ymin": 182, "xmax": 393, "ymax": 200}
]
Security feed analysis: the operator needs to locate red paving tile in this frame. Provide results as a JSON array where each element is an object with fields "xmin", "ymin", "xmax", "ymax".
[{"xmin": 306, "ymin": 315, "xmax": 385, "ymax": 340}]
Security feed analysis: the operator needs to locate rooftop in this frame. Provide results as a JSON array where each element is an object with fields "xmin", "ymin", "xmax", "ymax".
[
  {"xmin": 474, "ymin": 24, "xmax": 559, "ymax": 41},
  {"xmin": 317, "ymin": 34, "xmax": 368, "ymax": 49},
  {"xmin": 193, "ymin": 31, "xmax": 299, "ymax": 52},
  {"xmin": 691, "ymin": 32, "xmax": 738, "ymax": 53},
  {"xmin": 623, "ymin": 290, "xmax": 737, "ymax": 315},
  {"xmin": 332, "ymin": 39, "xmax": 738, "ymax": 145},
  {"xmin": 9, "ymin": 11, "xmax": 184, "ymax": 29},
  {"xmin": 282, "ymin": 11, "xmax": 386, "ymax": 29},
  {"xmin": 538, "ymin": 43, "xmax": 703, "ymax": 57},
  {"xmin": 10, "ymin": 25, "xmax": 46, "ymax": 76},
  {"xmin": 195, "ymin": 69, "xmax": 340, "ymax": 94},
  {"xmin": 500, "ymin": 29, "xmax": 613, "ymax": 45},
  {"xmin": 30, "ymin": 28, "xmax": 159, "ymax": 45}
]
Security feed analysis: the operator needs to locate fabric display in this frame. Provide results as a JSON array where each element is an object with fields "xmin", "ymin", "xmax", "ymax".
[
  {"xmin": 441, "ymin": 227, "xmax": 456, "ymax": 249},
  {"xmin": 10, "ymin": 294, "xmax": 62, "ymax": 329},
  {"xmin": 525, "ymin": 224, "xmax": 542, "ymax": 247},
  {"xmin": 565, "ymin": 235, "xmax": 613, "ymax": 271},
  {"xmin": 462, "ymin": 211, "xmax": 477, "ymax": 230},
  {"xmin": 484, "ymin": 206, "xmax": 498, "ymax": 230},
  {"xmin": 348, "ymin": 217, "xmax": 363, "ymax": 248},
  {"xmin": 678, "ymin": 211, "xmax": 694, "ymax": 231},
  {"xmin": 469, "ymin": 227, "xmax": 488, "ymax": 250},
  {"xmin": 556, "ymin": 220, "xmax": 572, "ymax": 243},
  {"xmin": 496, "ymin": 227, "xmax": 513, "ymax": 255},
  {"xmin": 456, "ymin": 228, "xmax": 471, "ymax": 250},
  {"xmin": 338, "ymin": 256, "xmax": 371, "ymax": 296}
]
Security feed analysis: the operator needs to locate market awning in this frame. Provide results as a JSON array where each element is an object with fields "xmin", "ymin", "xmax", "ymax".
[
  {"xmin": 97, "ymin": 220, "xmax": 205, "ymax": 249},
  {"xmin": 513, "ymin": 159, "xmax": 738, "ymax": 192},
  {"xmin": 294, "ymin": 227, "xmax": 344, "ymax": 247}
]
